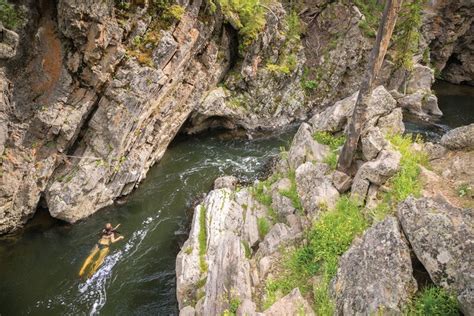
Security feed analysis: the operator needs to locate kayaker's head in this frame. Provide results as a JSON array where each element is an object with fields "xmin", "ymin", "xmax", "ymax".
[{"xmin": 105, "ymin": 223, "xmax": 112, "ymax": 232}]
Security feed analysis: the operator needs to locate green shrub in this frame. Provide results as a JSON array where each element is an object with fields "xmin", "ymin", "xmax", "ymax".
[
  {"xmin": 165, "ymin": 4, "xmax": 185, "ymax": 20},
  {"xmin": 353, "ymin": 0, "xmax": 383, "ymax": 38},
  {"xmin": 198, "ymin": 205, "xmax": 208, "ymax": 272},
  {"xmin": 392, "ymin": 0, "xmax": 425, "ymax": 70},
  {"xmin": 313, "ymin": 131, "xmax": 346, "ymax": 151},
  {"xmin": 0, "ymin": 0, "xmax": 22, "ymax": 29},
  {"xmin": 408, "ymin": 287, "xmax": 459, "ymax": 316},
  {"xmin": 257, "ymin": 217, "xmax": 270, "ymax": 239},
  {"xmin": 217, "ymin": 0, "xmax": 266, "ymax": 47}
]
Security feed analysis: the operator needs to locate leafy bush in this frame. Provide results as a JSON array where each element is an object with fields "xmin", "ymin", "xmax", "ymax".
[
  {"xmin": 218, "ymin": 0, "xmax": 266, "ymax": 47},
  {"xmin": 408, "ymin": 287, "xmax": 459, "ymax": 316},
  {"xmin": 0, "ymin": 0, "xmax": 22, "ymax": 29}
]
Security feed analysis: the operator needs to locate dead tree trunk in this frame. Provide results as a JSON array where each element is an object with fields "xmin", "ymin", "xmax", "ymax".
[{"xmin": 337, "ymin": 0, "xmax": 403, "ymax": 173}]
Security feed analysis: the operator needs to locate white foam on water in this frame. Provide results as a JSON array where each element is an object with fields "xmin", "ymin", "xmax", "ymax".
[{"xmin": 42, "ymin": 212, "xmax": 163, "ymax": 315}]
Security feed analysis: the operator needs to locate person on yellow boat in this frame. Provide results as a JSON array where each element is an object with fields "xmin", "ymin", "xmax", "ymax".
[{"xmin": 79, "ymin": 223, "xmax": 124, "ymax": 278}]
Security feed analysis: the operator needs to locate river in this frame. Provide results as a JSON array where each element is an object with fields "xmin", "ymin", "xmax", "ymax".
[
  {"xmin": 0, "ymin": 81, "xmax": 472, "ymax": 315},
  {"xmin": 0, "ymin": 127, "xmax": 296, "ymax": 315}
]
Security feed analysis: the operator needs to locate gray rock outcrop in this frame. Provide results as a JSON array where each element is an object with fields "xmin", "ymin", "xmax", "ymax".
[
  {"xmin": 262, "ymin": 288, "xmax": 314, "ymax": 316},
  {"xmin": 295, "ymin": 162, "xmax": 339, "ymax": 214},
  {"xmin": 440, "ymin": 123, "xmax": 474, "ymax": 151},
  {"xmin": 332, "ymin": 216, "xmax": 417, "ymax": 315},
  {"xmin": 351, "ymin": 149, "xmax": 401, "ymax": 201},
  {"xmin": 398, "ymin": 197, "xmax": 473, "ymax": 312}
]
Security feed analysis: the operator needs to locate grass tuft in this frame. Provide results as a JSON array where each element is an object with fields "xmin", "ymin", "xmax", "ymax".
[
  {"xmin": 257, "ymin": 217, "xmax": 270, "ymax": 239},
  {"xmin": 279, "ymin": 170, "xmax": 303, "ymax": 214},
  {"xmin": 407, "ymin": 286, "xmax": 459, "ymax": 316},
  {"xmin": 198, "ymin": 205, "xmax": 208, "ymax": 273},
  {"xmin": 313, "ymin": 131, "xmax": 346, "ymax": 169}
]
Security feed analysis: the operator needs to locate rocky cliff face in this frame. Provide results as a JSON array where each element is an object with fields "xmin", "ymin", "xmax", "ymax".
[{"xmin": 0, "ymin": 0, "xmax": 472, "ymax": 233}]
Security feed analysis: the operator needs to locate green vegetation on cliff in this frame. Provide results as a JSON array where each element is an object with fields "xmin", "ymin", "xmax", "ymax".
[
  {"xmin": 198, "ymin": 205, "xmax": 208, "ymax": 272},
  {"xmin": 408, "ymin": 286, "xmax": 459, "ymax": 316},
  {"xmin": 0, "ymin": 0, "xmax": 23, "ymax": 29},
  {"xmin": 263, "ymin": 196, "xmax": 368, "ymax": 313},
  {"xmin": 313, "ymin": 131, "xmax": 346, "ymax": 169},
  {"xmin": 214, "ymin": 0, "xmax": 267, "ymax": 47},
  {"xmin": 354, "ymin": 0, "xmax": 426, "ymax": 71},
  {"xmin": 266, "ymin": 11, "xmax": 302, "ymax": 75},
  {"xmin": 370, "ymin": 134, "xmax": 429, "ymax": 221},
  {"xmin": 392, "ymin": 0, "xmax": 425, "ymax": 70}
]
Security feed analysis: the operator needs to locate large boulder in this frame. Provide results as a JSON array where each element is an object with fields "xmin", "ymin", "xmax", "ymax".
[
  {"xmin": 351, "ymin": 149, "xmax": 401, "ymax": 201},
  {"xmin": 200, "ymin": 234, "xmax": 253, "ymax": 315},
  {"xmin": 310, "ymin": 91, "xmax": 358, "ymax": 133},
  {"xmin": 360, "ymin": 127, "xmax": 387, "ymax": 161},
  {"xmin": 263, "ymin": 288, "xmax": 315, "ymax": 316},
  {"xmin": 256, "ymin": 223, "xmax": 300, "ymax": 257},
  {"xmin": 309, "ymin": 86, "xmax": 399, "ymax": 134},
  {"xmin": 332, "ymin": 216, "xmax": 417, "ymax": 315},
  {"xmin": 0, "ymin": 23, "xmax": 19, "ymax": 59},
  {"xmin": 440, "ymin": 124, "xmax": 474, "ymax": 151},
  {"xmin": 176, "ymin": 188, "xmax": 263, "ymax": 309},
  {"xmin": 287, "ymin": 123, "xmax": 330, "ymax": 169},
  {"xmin": 295, "ymin": 162, "xmax": 340, "ymax": 214},
  {"xmin": 398, "ymin": 197, "xmax": 473, "ymax": 312}
]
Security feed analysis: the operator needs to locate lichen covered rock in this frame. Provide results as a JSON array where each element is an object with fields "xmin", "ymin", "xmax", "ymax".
[
  {"xmin": 397, "ymin": 197, "xmax": 473, "ymax": 296},
  {"xmin": 332, "ymin": 216, "xmax": 417, "ymax": 315}
]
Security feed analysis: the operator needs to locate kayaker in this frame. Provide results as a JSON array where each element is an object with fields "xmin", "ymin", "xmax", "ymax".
[{"xmin": 79, "ymin": 223, "xmax": 124, "ymax": 278}]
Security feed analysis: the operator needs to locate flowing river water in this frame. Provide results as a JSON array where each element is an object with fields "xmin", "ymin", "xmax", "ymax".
[{"xmin": 0, "ymin": 81, "xmax": 472, "ymax": 315}]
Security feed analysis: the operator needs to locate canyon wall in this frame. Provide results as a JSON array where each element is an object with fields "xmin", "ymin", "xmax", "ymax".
[{"xmin": 0, "ymin": 0, "xmax": 472, "ymax": 233}]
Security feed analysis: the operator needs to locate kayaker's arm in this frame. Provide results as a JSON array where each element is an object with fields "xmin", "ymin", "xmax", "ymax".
[{"xmin": 110, "ymin": 233, "xmax": 124, "ymax": 243}]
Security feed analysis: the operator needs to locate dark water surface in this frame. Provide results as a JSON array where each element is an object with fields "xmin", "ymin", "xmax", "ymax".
[
  {"xmin": 0, "ymin": 128, "xmax": 296, "ymax": 315},
  {"xmin": 404, "ymin": 81, "xmax": 474, "ymax": 139}
]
